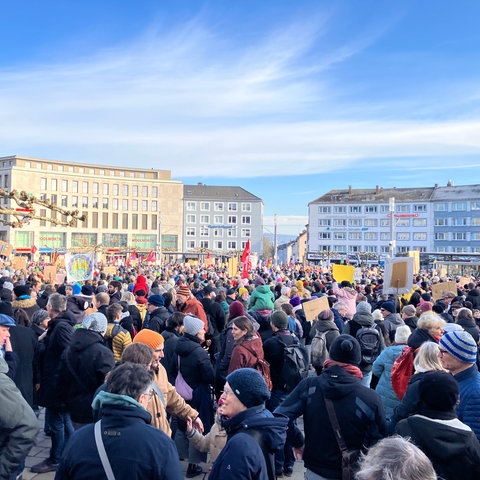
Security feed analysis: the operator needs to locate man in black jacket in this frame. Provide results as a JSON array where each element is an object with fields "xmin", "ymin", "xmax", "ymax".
[
  {"xmin": 32, "ymin": 293, "xmax": 76, "ymax": 474},
  {"xmin": 200, "ymin": 285, "xmax": 225, "ymax": 357},
  {"xmin": 58, "ymin": 312, "xmax": 115, "ymax": 429},
  {"xmin": 276, "ymin": 335, "xmax": 386, "ymax": 479}
]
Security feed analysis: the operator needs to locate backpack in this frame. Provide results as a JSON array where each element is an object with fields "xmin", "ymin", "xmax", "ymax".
[
  {"xmin": 241, "ymin": 343, "xmax": 273, "ymax": 391},
  {"xmin": 277, "ymin": 336, "xmax": 310, "ymax": 392},
  {"xmin": 311, "ymin": 330, "xmax": 329, "ymax": 368},
  {"xmin": 356, "ymin": 326, "xmax": 381, "ymax": 366},
  {"xmin": 391, "ymin": 346, "xmax": 415, "ymax": 400},
  {"xmin": 105, "ymin": 324, "xmax": 128, "ymax": 351}
]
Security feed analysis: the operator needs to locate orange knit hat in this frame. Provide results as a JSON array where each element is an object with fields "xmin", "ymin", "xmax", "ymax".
[{"xmin": 133, "ymin": 329, "xmax": 164, "ymax": 350}]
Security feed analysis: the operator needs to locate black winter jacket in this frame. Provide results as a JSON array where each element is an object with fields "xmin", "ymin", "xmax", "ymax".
[{"xmin": 58, "ymin": 328, "xmax": 115, "ymax": 423}]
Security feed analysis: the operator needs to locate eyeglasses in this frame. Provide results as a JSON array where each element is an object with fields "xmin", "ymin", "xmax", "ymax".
[{"xmin": 221, "ymin": 388, "xmax": 234, "ymax": 397}]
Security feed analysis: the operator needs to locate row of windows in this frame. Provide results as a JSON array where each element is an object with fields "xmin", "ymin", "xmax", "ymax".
[
  {"xmin": 434, "ymin": 202, "xmax": 480, "ymax": 212},
  {"xmin": 316, "ymin": 245, "xmax": 427, "ymax": 254},
  {"xmin": 318, "ymin": 232, "xmax": 428, "ymax": 241},
  {"xmin": 186, "ymin": 240, "xmax": 247, "ymax": 250},
  {"xmin": 317, "ymin": 204, "xmax": 427, "ymax": 214},
  {"xmin": 434, "ymin": 217, "xmax": 480, "ymax": 226},
  {"xmin": 31, "ymin": 163, "xmax": 150, "ymax": 178},
  {"xmin": 186, "ymin": 227, "xmax": 251, "ymax": 237},
  {"xmin": 40, "ymin": 179, "xmax": 159, "ymax": 197},
  {"xmin": 186, "ymin": 201, "xmax": 252, "ymax": 212},
  {"xmin": 186, "ymin": 214, "xmax": 251, "ymax": 225},
  {"xmin": 41, "ymin": 194, "xmax": 158, "ymax": 212},
  {"xmin": 435, "ymin": 247, "xmax": 480, "ymax": 253},
  {"xmin": 434, "ymin": 232, "xmax": 478, "ymax": 241},
  {"xmin": 318, "ymin": 218, "xmax": 428, "ymax": 228},
  {"xmin": 39, "ymin": 211, "xmax": 159, "ymax": 231}
]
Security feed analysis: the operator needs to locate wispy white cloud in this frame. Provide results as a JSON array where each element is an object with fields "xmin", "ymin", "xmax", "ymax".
[{"xmin": 0, "ymin": 9, "xmax": 479, "ymax": 182}]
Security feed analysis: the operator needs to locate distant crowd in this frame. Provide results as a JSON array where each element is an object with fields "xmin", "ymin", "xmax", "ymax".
[{"xmin": 1, "ymin": 262, "xmax": 480, "ymax": 480}]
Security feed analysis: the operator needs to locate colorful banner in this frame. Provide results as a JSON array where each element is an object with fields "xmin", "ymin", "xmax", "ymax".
[{"xmin": 65, "ymin": 252, "xmax": 95, "ymax": 283}]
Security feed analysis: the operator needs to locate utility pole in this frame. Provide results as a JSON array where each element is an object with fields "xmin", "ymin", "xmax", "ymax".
[
  {"xmin": 273, "ymin": 214, "xmax": 278, "ymax": 266},
  {"xmin": 389, "ymin": 197, "xmax": 396, "ymax": 258}
]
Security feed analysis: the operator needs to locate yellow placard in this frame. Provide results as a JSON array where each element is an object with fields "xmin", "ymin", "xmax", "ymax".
[
  {"xmin": 228, "ymin": 257, "xmax": 238, "ymax": 279},
  {"xmin": 303, "ymin": 296, "xmax": 330, "ymax": 322},
  {"xmin": 103, "ymin": 266, "xmax": 117, "ymax": 276},
  {"xmin": 332, "ymin": 264, "xmax": 355, "ymax": 284},
  {"xmin": 408, "ymin": 250, "xmax": 420, "ymax": 274}
]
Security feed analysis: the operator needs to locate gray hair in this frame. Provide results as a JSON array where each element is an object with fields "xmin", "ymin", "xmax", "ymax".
[
  {"xmin": 355, "ymin": 436, "xmax": 437, "ymax": 480},
  {"xmin": 281, "ymin": 286, "xmax": 291, "ymax": 296},
  {"xmin": 414, "ymin": 341, "xmax": 447, "ymax": 373},
  {"xmin": 107, "ymin": 362, "xmax": 153, "ymax": 400},
  {"xmin": 332, "ymin": 302, "xmax": 347, "ymax": 311},
  {"xmin": 46, "ymin": 293, "xmax": 67, "ymax": 313}
]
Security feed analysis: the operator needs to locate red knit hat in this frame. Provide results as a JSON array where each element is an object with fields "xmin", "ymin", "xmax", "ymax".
[{"xmin": 229, "ymin": 301, "xmax": 245, "ymax": 320}]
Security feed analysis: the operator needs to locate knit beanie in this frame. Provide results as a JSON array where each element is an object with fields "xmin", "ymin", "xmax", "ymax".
[
  {"xmin": 183, "ymin": 315, "xmax": 205, "ymax": 336},
  {"xmin": 226, "ymin": 368, "xmax": 270, "ymax": 408},
  {"xmin": 329, "ymin": 335, "xmax": 361, "ymax": 366},
  {"xmin": 133, "ymin": 328, "xmax": 164, "ymax": 350},
  {"xmin": 394, "ymin": 325, "xmax": 411, "ymax": 344},
  {"xmin": 270, "ymin": 310, "xmax": 288, "ymax": 330},
  {"xmin": 402, "ymin": 305, "xmax": 416, "ymax": 317},
  {"xmin": 13, "ymin": 284, "xmax": 31, "ymax": 298},
  {"xmin": 177, "ymin": 285, "xmax": 191, "ymax": 297},
  {"xmin": 229, "ymin": 301, "xmax": 245, "ymax": 320},
  {"xmin": 82, "ymin": 312, "xmax": 108, "ymax": 334},
  {"xmin": 72, "ymin": 283, "xmax": 82, "ymax": 295},
  {"xmin": 439, "ymin": 331, "xmax": 477, "ymax": 364},
  {"xmin": 418, "ymin": 301, "xmax": 433, "ymax": 313},
  {"xmin": 381, "ymin": 301, "xmax": 395, "ymax": 313},
  {"xmin": 81, "ymin": 284, "xmax": 94, "ymax": 296},
  {"xmin": 238, "ymin": 287, "xmax": 248, "ymax": 297},
  {"xmin": 356, "ymin": 301, "xmax": 372, "ymax": 315},
  {"xmin": 254, "ymin": 276, "xmax": 265, "ymax": 287},
  {"xmin": 290, "ymin": 297, "xmax": 301, "ymax": 308},
  {"xmin": 147, "ymin": 294, "xmax": 164, "ymax": 307},
  {"xmin": 419, "ymin": 371, "xmax": 459, "ymax": 411}
]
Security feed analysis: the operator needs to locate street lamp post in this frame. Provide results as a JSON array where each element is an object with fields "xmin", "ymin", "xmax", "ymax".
[
  {"xmin": 389, "ymin": 197, "xmax": 396, "ymax": 258},
  {"xmin": 157, "ymin": 212, "xmax": 162, "ymax": 266}
]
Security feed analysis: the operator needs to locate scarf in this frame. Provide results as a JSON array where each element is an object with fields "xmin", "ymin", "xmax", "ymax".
[{"xmin": 323, "ymin": 359, "xmax": 363, "ymax": 379}]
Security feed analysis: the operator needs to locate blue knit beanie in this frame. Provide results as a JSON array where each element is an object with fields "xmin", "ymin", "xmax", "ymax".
[
  {"xmin": 226, "ymin": 368, "xmax": 270, "ymax": 408},
  {"xmin": 439, "ymin": 331, "xmax": 477, "ymax": 364}
]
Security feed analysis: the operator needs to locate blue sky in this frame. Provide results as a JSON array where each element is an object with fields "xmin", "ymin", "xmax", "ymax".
[{"xmin": 1, "ymin": 1, "xmax": 480, "ymax": 237}]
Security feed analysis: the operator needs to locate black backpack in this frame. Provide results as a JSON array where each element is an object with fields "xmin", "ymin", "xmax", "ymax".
[
  {"xmin": 356, "ymin": 326, "xmax": 381, "ymax": 366},
  {"xmin": 105, "ymin": 324, "xmax": 128, "ymax": 351},
  {"xmin": 277, "ymin": 336, "xmax": 310, "ymax": 392}
]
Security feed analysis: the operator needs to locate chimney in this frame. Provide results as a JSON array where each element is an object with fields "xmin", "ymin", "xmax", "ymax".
[
  {"xmin": 348, "ymin": 185, "xmax": 352, "ymax": 195},
  {"xmin": 375, "ymin": 185, "xmax": 380, "ymax": 194}
]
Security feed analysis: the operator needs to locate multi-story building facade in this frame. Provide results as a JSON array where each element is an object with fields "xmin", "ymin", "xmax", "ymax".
[
  {"xmin": 183, "ymin": 183, "xmax": 263, "ymax": 258},
  {"xmin": 431, "ymin": 182, "xmax": 480, "ymax": 253},
  {"xmin": 308, "ymin": 186, "xmax": 434, "ymax": 262},
  {"xmin": 0, "ymin": 156, "xmax": 184, "ymax": 258},
  {"xmin": 308, "ymin": 183, "xmax": 480, "ymax": 262}
]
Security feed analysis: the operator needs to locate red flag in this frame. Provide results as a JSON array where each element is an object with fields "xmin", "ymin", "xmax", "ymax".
[
  {"xmin": 241, "ymin": 240, "xmax": 251, "ymax": 279},
  {"xmin": 147, "ymin": 250, "xmax": 155, "ymax": 262},
  {"xmin": 206, "ymin": 252, "xmax": 211, "ymax": 259}
]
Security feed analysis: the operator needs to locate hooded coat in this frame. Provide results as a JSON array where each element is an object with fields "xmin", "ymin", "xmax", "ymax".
[
  {"xmin": 56, "ymin": 391, "xmax": 183, "ymax": 480},
  {"xmin": 0, "ymin": 356, "xmax": 38, "ymax": 480},
  {"xmin": 396, "ymin": 412, "xmax": 480, "ymax": 480},
  {"xmin": 276, "ymin": 365, "xmax": 386, "ymax": 479},
  {"xmin": 249, "ymin": 285, "xmax": 275, "ymax": 312},
  {"xmin": 58, "ymin": 328, "xmax": 115, "ymax": 423},
  {"xmin": 228, "ymin": 335, "xmax": 265, "ymax": 374},
  {"xmin": 209, "ymin": 406, "xmax": 288, "ymax": 480},
  {"xmin": 382, "ymin": 312, "xmax": 405, "ymax": 343}
]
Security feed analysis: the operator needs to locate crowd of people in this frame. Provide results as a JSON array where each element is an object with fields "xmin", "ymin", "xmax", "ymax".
[{"xmin": 1, "ymin": 261, "xmax": 480, "ymax": 479}]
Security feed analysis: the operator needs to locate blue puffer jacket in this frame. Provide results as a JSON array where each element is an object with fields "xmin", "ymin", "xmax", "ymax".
[
  {"xmin": 372, "ymin": 345, "xmax": 405, "ymax": 417},
  {"xmin": 456, "ymin": 364, "xmax": 480, "ymax": 442},
  {"xmin": 209, "ymin": 406, "xmax": 288, "ymax": 480},
  {"xmin": 55, "ymin": 391, "xmax": 183, "ymax": 480}
]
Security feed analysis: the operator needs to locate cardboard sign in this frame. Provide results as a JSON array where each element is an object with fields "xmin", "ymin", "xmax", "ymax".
[
  {"xmin": 43, "ymin": 266, "xmax": 57, "ymax": 284},
  {"xmin": 431, "ymin": 281, "xmax": 458, "ymax": 301},
  {"xmin": 55, "ymin": 273, "xmax": 66, "ymax": 285},
  {"xmin": 383, "ymin": 258, "xmax": 414, "ymax": 295},
  {"xmin": 458, "ymin": 276, "xmax": 472, "ymax": 288},
  {"xmin": 408, "ymin": 250, "xmax": 420, "ymax": 274},
  {"xmin": 332, "ymin": 264, "xmax": 355, "ymax": 284},
  {"xmin": 303, "ymin": 296, "xmax": 330, "ymax": 322},
  {"xmin": 12, "ymin": 256, "xmax": 27, "ymax": 272},
  {"xmin": 103, "ymin": 266, "xmax": 117, "ymax": 276},
  {"xmin": 228, "ymin": 257, "xmax": 238, "ymax": 279}
]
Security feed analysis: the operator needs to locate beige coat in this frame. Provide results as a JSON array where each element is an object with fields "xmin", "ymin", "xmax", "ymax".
[
  {"xmin": 188, "ymin": 417, "xmax": 227, "ymax": 466},
  {"xmin": 148, "ymin": 364, "xmax": 199, "ymax": 436}
]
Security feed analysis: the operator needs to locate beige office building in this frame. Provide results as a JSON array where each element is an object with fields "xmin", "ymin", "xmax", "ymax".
[{"xmin": 0, "ymin": 155, "xmax": 183, "ymax": 257}]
